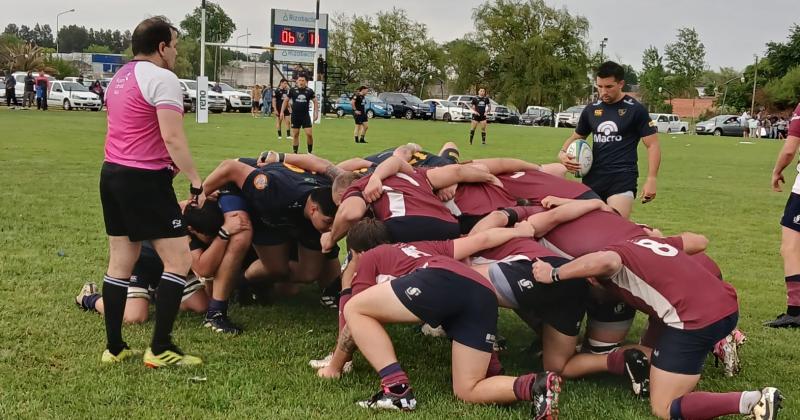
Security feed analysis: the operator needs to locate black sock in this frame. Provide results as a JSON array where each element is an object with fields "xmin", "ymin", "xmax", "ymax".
[
  {"xmin": 82, "ymin": 293, "xmax": 102, "ymax": 312},
  {"xmin": 277, "ymin": 130, "xmax": 281, "ymax": 137},
  {"xmin": 102, "ymin": 275, "xmax": 129, "ymax": 354},
  {"xmin": 482, "ymin": 132, "xmax": 486, "ymax": 143},
  {"xmin": 307, "ymin": 144, "xmax": 313, "ymax": 153},
  {"xmin": 788, "ymin": 306, "xmax": 800, "ymax": 316},
  {"xmin": 359, "ymin": 136, "xmax": 365, "ymax": 143},
  {"xmin": 355, "ymin": 136, "xmax": 359, "ymax": 143},
  {"xmin": 293, "ymin": 145, "xmax": 299, "ymax": 153},
  {"xmin": 469, "ymin": 129, "xmax": 475, "ymax": 143},
  {"xmin": 151, "ymin": 272, "xmax": 186, "ymax": 354},
  {"xmin": 286, "ymin": 130, "xmax": 291, "ymax": 137}
]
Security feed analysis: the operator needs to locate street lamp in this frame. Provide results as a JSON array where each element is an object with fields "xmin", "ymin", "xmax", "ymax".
[
  {"xmin": 658, "ymin": 86, "xmax": 673, "ymax": 109},
  {"xmin": 721, "ymin": 75, "xmax": 746, "ymax": 110},
  {"xmin": 599, "ymin": 37, "xmax": 608, "ymax": 62},
  {"xmin": 56, "ymin": 9, "xmax": 76, "ymax": 54}
]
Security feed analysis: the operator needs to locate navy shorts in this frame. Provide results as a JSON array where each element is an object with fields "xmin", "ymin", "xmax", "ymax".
[
  {"xmin": 780, "ymin": 192, "xmax": 800, "ymax": 232},
  {"xmin": 384, "ymin": 216, "xmax": 461, "ymax": 243},
  {"xmin": 354, "ymin": 112, "xmax": 368, "ymax": 125},
  {"xmin": 472, "ymin": 114, "xmax": 487, "ymax": 122},
  {"xmin": 391, "ymin": 268, "xmax": 498, "ymax": 353},
  {"xmin": 651, "ymin": 312, "xmax": 738, "ymax": 375},
  {"xmin": 583, "ymin": 171, "xmax": 638, "ymax": 202},
  {"xmin": 587, "ymin": 290, "xmax": 637, "ymax": 327},
  {"xmin": 292, "ymin": 112, "xmax": 312, "ymax": 129},
  {"xmin": 496, "ymin": 257, "xmax": 589, "ymax": 336}
]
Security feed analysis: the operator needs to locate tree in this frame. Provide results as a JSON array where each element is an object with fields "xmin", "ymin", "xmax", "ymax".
[
  {"xmin": 3, "ymin": 24, "xmax": 19, "ymax": 37},
  {"xmin": 57, "ymin": 25, "xmax": 90, "ymax": 53},
  {"xmin": 327, "ymin": 13, "xmax": 374, "ymax": 89},
  {"xmin": 620, "ymin": 64, "xmax": 638, "ymax": 91},
  {"xmin": 32, "ymin": 24, "xmax": 55, "ymax": 49},
  {"xmin": 764, "ymin": 66, "xmax": 800, "ymax": 109},
  {"xmin": 85, "ymin": 44, "xmax": 112, "ymax": 54},
  {"xmin": 664, "ymin": 27, "xmax": 706, "ymax": 97},
  {"xmin": 639, "ymin": 46, "xmax": 667, "ymax": 111},
  {"xmin": 0, "ymin": 42, "xmax": 46, "ymax": 73},
  {"xmin": 473, "ymin": 0, "xmax": 591, "ymax": 109},
  {"xmin": 444, "ymin": 37, "xmax": 490, "ymax": 94},
  {"xmin": 180, "ymin": 1, "xmax": 236, "ymax": 44},
  {"xmin": 765, "ymin": 24, "xmax": 800, "ymax": 80}
]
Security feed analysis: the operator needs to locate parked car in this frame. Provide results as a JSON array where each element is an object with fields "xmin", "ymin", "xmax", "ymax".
[
  {"xmin": 556, "ymin": 105, "xmax": 586, "ymax": 128},
  {"xmin": 650, "ymin": 113, "xmax": 689, "ymax": 133},
  {"xmin": 48, "ymin": 80, "xmax": 102, "ymax": 111},
  {"xmin": 209, "ymin": 81, "xmax": 252, "ymax": 112},
  {"xmin": 178, "ymin": 79, "xmax": 225, "ymax": 113},
  {"xmin": 493, "ymin": 105, "xmax": 517, "ymax": 124},
  {"xmin": 422, "ymin": 99, "xmax": 471, "ymax": 122},
  {"xmin": 695, "ymin": 115, "xmax": 745, "ymax": 137},
  {"xmin": 378, "ymin": 92, "xmax": 432, "ymax": 120},
  {"xmin": 520, "ymin": 106, "xmax": 554, "ymax": 126},
  {"xmin": 447, "ymin": 94, "xmax": 498, "ymax": 122},
  {"xmin": 332, "ymin": 94, "xmax": 393, "ymax": 118}
]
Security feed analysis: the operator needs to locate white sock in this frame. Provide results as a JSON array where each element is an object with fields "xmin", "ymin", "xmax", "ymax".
[{"xmin": 739, "ymin": 390, "xmax": 762, "ymax": 414}]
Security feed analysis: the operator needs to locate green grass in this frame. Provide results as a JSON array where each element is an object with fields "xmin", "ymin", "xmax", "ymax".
[{"xmin": 0, "ymin": 109, "xmax": 797, "ymax": 419}]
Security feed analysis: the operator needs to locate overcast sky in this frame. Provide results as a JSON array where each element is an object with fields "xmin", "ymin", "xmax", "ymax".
[{"xmin": 5, "ymin": 0, "xmax": 797, "ymax": 71}]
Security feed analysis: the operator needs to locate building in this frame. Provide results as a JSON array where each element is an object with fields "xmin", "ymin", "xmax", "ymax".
[{"xmin": 53, "ymin": 53, "xmax": 127, "ymax": 79}]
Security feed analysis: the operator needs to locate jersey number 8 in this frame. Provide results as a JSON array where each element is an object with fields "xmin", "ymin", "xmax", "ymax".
[{"xmin": 633, "ymin": 238, "xmax": 678, "ymax": 257}]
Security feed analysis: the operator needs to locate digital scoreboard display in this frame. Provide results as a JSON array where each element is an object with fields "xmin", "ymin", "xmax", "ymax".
[{"xmin": 272, "ymin": 26, "xmax": 328, "ymax": 48}]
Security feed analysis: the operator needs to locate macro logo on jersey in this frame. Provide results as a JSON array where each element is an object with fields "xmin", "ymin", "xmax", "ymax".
[
  {"xmin": 595, "ymin": 121, "xmax": 622, "ymax": 143},
  {"xmin": 295, "ymin": 94, "xmax": 308, "ymax": 103}
]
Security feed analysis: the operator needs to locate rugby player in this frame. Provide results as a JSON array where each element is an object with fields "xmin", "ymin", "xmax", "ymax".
[
  {"xmin": 558, "ymin": 61, "xmax": 660, "ymax": 218},
  {"xmin": 768, "ymin": 101, "xmax": 800, "ymax": 327},
  {"xmin": 530, "ymin": 236, "xmax": 783, "ymax": 420},
  {"xmin": 351, "ymin": 86, "xmax": 369, "ymax": 144},
  {"xmin": 469, "ymin": 88, "xmax": 491, "ymax": 145},
  {"xmin": 281, "ymin": 74, "xmax": 319, "ymax": 154},
  {"xmin": 336, "ymin": 142, "xmax": 460, "ymax": 173},
  {"xmin": 272, "ymin": 79, "xmax": 290, "ymax": 139},
  {"xmin": 98, "ymin": 17, "xmax": 204, "ymax": 367}
]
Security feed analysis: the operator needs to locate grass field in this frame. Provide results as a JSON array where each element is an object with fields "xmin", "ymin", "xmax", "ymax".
[{"xmin": 0, "ymin": 108, "xmax": 798, "ymax": 419}]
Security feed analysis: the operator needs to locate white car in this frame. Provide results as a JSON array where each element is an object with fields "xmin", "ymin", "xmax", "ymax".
[
  {"xmin": 422, "ymin": 99, "xmax": 472, "ymax": 122},
  {"xmin": 556, "ymin": 105, "xmax": 586, "ymax": 128},
  {"xmin": 48, "ymin": 80, "xmax": 101, "ymax": 111},
  {"xmin": 178, "ymin": 79, "xmax": 225, "ymax": 113},
  {"xmin": 209, "ymin": 82, "xmax": 252, "ymax": 112},
  {"xmin": 650, "ymin": 113, "xmax": 689, "ymax": 133}
]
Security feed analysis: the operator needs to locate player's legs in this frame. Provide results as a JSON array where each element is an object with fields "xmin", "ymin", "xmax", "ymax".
[
  {"xmin": 275, "ymin": 111, "xmax": 283, "ymax": 138},
  {"xmin": 469, "ymin": 119, "xmax": 478, "ymax": 144},
  {"xmin": 606, "ymin": 192, "xmax": 635, "ymax": 219},
  {"xmin": 480, "ymin": 119, "xmax": 488, "ymax": 144},
  {"xmin": 149, "ymin": 237, "xmax": 192, "ymax": 351},
  {"xmin": 451, "ymin": 341, "xmax": 515, "ymax": 403},
  {"xmin": 251, "ymin": 243, "xmax": 292, "ymax": 282},
  {"xmin": 360, "ymin": 121, "xmax": 369, "ymax": 143},
  {"xmin": 353, "ymin": 122, "xmax": 361, "ymax": 143},
  {"xmin": 304, "ymin": 126, "xmax": 314, "ymax": 153},
  {"xmin": 284, "ymin": 115, "xmax": 291, "ymax": 137},
  {"xmin": 769, "ymin": 226, "xmax": 800, "ymax": 326},
  {"xmin": 291, "ymin": 128, "xmax": 301, "ymax": 152},
  {"xmin": 104, "ymin": 236, "xmax": 141, "ymax": 353},
  {"xmin": 179, "ymin": 287, "xmax": 208, "ymax": 313}
]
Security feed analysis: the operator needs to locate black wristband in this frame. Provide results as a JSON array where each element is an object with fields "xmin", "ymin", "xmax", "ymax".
[
  {"xmin": 500, "ymin": 208, "xmax": 519, "ymax": 227},
  {"xmin": 551, "ymin": 267, "xmax": 560, "ymax": 283},
  {"xmin": 190, "ymin": 184, "xmax": 203, "ymax": 196},
  {"xmin": 218, "ymin": 227, "xmax": 230, "ymax": 240},
  {"xmin": 278, "ymin": 152, "xmax": 285, "ymax": 163}
]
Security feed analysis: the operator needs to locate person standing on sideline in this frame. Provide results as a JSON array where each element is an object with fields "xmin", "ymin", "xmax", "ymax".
[
  {"xmin": 741, "ymin": 110, "xmax": 751, "ymax": 138},
  {"xmin": 261, "ymin": 85, "xmax": 271, "ymax": 116},
  {"xmin": 35, "ymin": 72, "xmax": 49, "ymax": 110},
  {"xmin": 469, "ymin": 88, "xmax": 490, "ymax": 145},
  {"xmin": 98, "ymin": 16, "xmax": 205, "ymax": 367},
  {"xmin": 351, "ymin": 85, "xmax": 369, "ymax": 144},
  {"xmin": 90, "ymin": 80, "xmax": 105, "ymax": 110},
  {"xmin": 273, "ymin": 79, "xmax": 290, "ymax": 139},
  {"xmin": 23, "ymin": 71, "xmax": 35, "ymax": 108},
  {"xmin": 5, "ymin": 71, "xmax": 19, "ymax": 108},
  {"xmin": 281, "ymin": 74, "xmax": 318, "ymax": 154},
  {"xmin": 558, "ymin": 61, "xmax": 660, "ymax": 219},
  {"xmin": 250, "ymin": 84, "xmax": 262, "ymax": 118},
  {"xmin": 768, "ymin": 102, "xmax": 800, "ymax": 328}
]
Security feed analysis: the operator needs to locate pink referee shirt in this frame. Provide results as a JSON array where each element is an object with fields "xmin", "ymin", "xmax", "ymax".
[{"xmin": 104, "ymin": 60, "xmax": 184, "ymax": 171}]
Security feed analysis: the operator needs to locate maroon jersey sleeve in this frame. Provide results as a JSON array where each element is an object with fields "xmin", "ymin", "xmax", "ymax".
[
  {"xmin": 476, "ymin": 237, "xmax": 557, "ymax": 262},
  {"xmin": 790, "ymin": 104, "xmax": 800, "ymax": 138},
  {"xmin": 412, "ymin": 240, "xmax": 455, "ymax": 259},
  {"xmin": 541, "ymin": 210, "xmax": 646, "ymax": 258},
  {"xmin": 603, "ymin": 238, "xmax": 738, "ymax": 330},
  {"xmin": 661, "ymin": 235, "xmax": 684, "ymax": 250},
  {"xmin": 452, "ymin": 183, "xmax": 517, "ymax": 216},
  {"xmin": 498, "ymin": 170, "xmax": 592, "ymax": 202},
  {"xmin": 661, "ymin": 235, "xmax": 723, "ymax": 279},
  {"xmin": 351, "ymin": 250, "xmax": 380, "ymax": 296},
  {"xmin": 371, "ymin": 171, "xmax": 456, "ymax": 222}
]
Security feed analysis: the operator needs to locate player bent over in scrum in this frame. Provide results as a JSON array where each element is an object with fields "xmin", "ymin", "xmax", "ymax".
[{"xmin": 530, "ymin": 237, "xmax": 782, "ymax": 420}]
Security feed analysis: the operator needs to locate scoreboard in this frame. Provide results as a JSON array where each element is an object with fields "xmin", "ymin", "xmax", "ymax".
[
  {"xmin": 271, "ymin": 26, "xmax": 328, "ymax": 48},
  {"xmin": 270, "ymin": 9, "xmax": 329, "ymax": 64}
]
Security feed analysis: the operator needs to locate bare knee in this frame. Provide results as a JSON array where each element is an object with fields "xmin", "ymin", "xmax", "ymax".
[
  {"xmin": 651, "ymin": 401, "xmax": 671, "ymax": 419},
  {"xmin": 123, "ymin": 312, "xmax": 148, "ymax": 324},
  {"xmin": 452, "ymin": 382, "xmax": 481, "ymax": 403}
]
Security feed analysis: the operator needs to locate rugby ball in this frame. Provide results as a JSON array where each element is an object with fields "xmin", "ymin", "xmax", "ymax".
[{"xmin": 566, "ymin": 139, "xmax": 592, "ymax": 178}]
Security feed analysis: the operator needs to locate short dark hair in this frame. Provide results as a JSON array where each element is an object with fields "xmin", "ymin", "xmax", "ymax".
[
  {"xmin": 357, "ymin": 85, "xmax": 368, "ymax": 91},
  {"xmin": 131, "ymin": 16, "xmax": 177, "ymax": 56},
  {"xmin": 309, "ymin": 187, "xmax": 337, "ymax": 217},
  {"xmin": 347, "ymin": 218, "xmax": 391, "ymax": 252},
  {"xmin": 297, "ymin": 74, "xmax": 307, "ymax": 81},
  {"xmin": 596, "ymin": 61, "xmax": 625, "ymax": 81},
  {"xmin": 183, "ymin": 201, "xmax": 224, "ymax": 236},
  {"xmin": 280, "ymin": 78, "xmax": 288, "ymax": 84}
]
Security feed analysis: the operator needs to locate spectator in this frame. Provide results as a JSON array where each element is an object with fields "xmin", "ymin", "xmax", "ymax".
[
  {"xmin": 750, "ymin": 116, "xmax": 760, "ymax": 138},
  {"xmin": 212, "ymin": 81, "xmax": 222, "ymax": 93},
  {"xmin": 262, "ymin": 84, "xmax": 272, "ymax": 116},
  {"xmin": 23, "ymin": 71, "xmax": 35, "ymax": 108},
  {"xmin": 5, "ymin": 71, "xmax": 19, "ymax": 108},
  {"xmin": 251, "ymin": 84, "xmax": 262, "ymax": 118},
  {"xmin": 90, "ymin": 80, "xmax": 105, "ymax": 110},
  {"xmin": 35, "ymin": 72, "xmax": 49, "ymax": 111},
  {"xmin": 77, "ymin": 75, "xmax": 84, "ymax": 86},
  {"xmin": 740, "ymin": 110, "xmax": 750, "ymax": 138},
  {"xmin": 777, "ymin": 116, "xmax": 788, "ymax": 139}
]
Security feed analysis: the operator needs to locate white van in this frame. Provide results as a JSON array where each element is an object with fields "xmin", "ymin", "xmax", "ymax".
[
  {"xmin": 48, "ymin": 80, "xmax": 102, "ymax": 111},
  {"xmin": 178, "ymin": 79, "xmax": 225, "ymax": 113}
]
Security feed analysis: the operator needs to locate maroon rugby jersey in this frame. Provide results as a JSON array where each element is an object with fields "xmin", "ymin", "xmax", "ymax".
[
  {"xmin": 351, "ymin": 241, "xmax": 491, "ymax": 296},
  {"xmin": 448, "ymin": 182, "xmax": 517, "ymax": 217},
  {"xmin": 661, "ymin": 235, "xmax": 723, "ymax": 280},
  {"xmin": 497, "ymin": 169, "xmax": 592, "ymax": 202},
  {"xmin": 344, "ymin": 169, "xmax": 456, "ymax": 223},
  {"xmin": 790, "ymin": 104, "xmax": 800, "ymax": 138},
  {"xmin": 474, "ymin": 237, "xmax": 557, "ymax": 264},
  {"xmin": 602, "ymin": 237, "xmax": 738, "ymax": 330}
]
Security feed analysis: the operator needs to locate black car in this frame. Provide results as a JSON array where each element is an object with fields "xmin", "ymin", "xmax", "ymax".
[
  {"xmin": 520, "ymin": 108, "xmax": 555, "ymax": 126},
  {"xmin": 378, "ymin": 92, "xmax": 433, "ymax": 120},
  {"xmin": 494, "ymin": 105, "xmax": 518, "ymax": 124}
]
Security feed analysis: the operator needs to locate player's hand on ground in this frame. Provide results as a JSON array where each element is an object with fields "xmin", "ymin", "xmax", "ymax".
[
  {"xmin": 772, "ymin": 172, "xmax": 785, "ymax": 192},
  {"xmin": 320, "ymin": 232, "xmax": 334, "ymax": 253},
  {"xmin": 513, "ymin": 221, "xmax": 536, "ymax": 238},
  {"xmin": 222, "ymin": 213, "xmax": 251, "ymax": 236},
  {"xmin": 436, "ymin": 184, "xmax": 457, "ymax": 202},
  {"xmin": 641, "ymin": 177, "xmax": 657, "ymax": 203},
  {"xmin": 531, "ymin": 259, "xmax": 554, "ymax": 284},
  {"xmin": 558, "ymin": 151, "xmax": 582, "ymax": 173},
  {"xmin": 364, "ymin": 178, "xmax": 384, "ymax": 203}
]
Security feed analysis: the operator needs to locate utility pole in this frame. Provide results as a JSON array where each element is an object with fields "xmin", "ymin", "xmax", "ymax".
[
  {"xmin": 750, "ymin": 55, "xmax": 759, "ymax": 116},
  {"xmin": 55, "ymin": 9, "xmax": 76, "ymax": 54},
  {"xmin": 599, "ymin": 37, "xmax": 608, "ymax": 62}
]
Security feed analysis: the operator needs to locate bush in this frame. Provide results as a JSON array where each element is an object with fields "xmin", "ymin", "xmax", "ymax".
[
  {"xmin": 764, "ymin": 66, "xmax": 800, "ymax": 109},
  {"xmin": 43, "ymin": 57, "xmax": 79, "ymax": 79}
]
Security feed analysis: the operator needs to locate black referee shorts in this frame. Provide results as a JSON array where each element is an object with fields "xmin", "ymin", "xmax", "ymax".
[
  {"xmin": 99, "ymin": 162, "xmax": 186, "ymax": 241},
  {"xmin": 291, "ymin": 112, "xmax": 312, "ymax": 129}
]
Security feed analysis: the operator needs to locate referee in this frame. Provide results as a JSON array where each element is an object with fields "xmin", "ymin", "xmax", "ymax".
[
  {"xmin": 558, "ymin": 61, "xmax": 660, "ymax": 218},
  {"xmin": 351, "ymin": 85, "xmax": 369, "ymax": 144},
  {"xmin": 99, "ymin": 17, "xmax": 204, "ymax": 367}
]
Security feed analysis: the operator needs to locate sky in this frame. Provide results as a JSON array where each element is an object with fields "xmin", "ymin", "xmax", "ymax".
[{"xmin": 4, "ymin": 0, "xmax": 798, "ymax": 71}]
